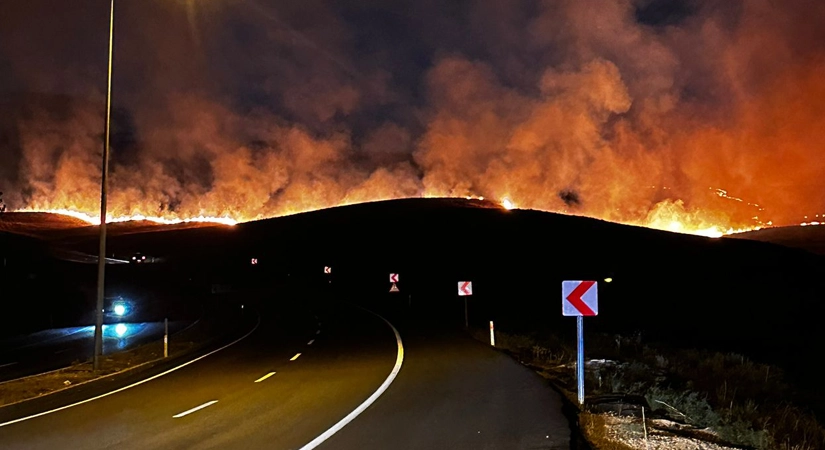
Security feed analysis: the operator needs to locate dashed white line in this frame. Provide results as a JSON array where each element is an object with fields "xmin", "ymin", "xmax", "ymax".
[
  {"xmin": 254, "ymin": 372, "xmax": 276, "ymax": 383},
  {"xmin": 0, "ymin": 362, "xmax": 18, "ymax": 369},
  {"xmin": 290, "ymin": 353, "xmax": 301, "ymax": 361},
  {"xmin": 0, "ymin": 316, "xmax": 260, "ymax": 428},
  {"xmin": 173, "ymin": 400, "xmax": 218, "ymax": 418},
  {"xmin": 316, "ymin": 330, "xmax": 321, "ymax": 335},
  {"xmin": 307, "ymin": 339, "xmax": 315, "ymax": 346}
]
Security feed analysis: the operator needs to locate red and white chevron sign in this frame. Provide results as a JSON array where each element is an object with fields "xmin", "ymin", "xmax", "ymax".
[
  {"xmin": 390, "ymin": 273, "xmax": 399, "ymax": 283},
  {"xmin": 562, "ymin": 280, "xmax": 598, "ymax": 316},
  {"xmin": 458, "ymin": 281, "xmax": 472, "ymax": 296}
]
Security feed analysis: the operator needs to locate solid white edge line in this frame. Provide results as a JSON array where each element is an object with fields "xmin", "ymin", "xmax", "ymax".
[
  {"xmin": 0, "ymin": 362, "xmax": 18, "ymax": 369},
  {"xmin": 290, "ymin": 353, "xmax": 302, "ymax": 361},
  {"xmin": 172, "ymin": 400, "xmax": 218, "ymax": 418},
  {"xmin": 254, "ymin": 372, "xmax": 276, "ymax": 383},
  {"xmin": 298, "ymin": 308, "xmax": 404, "ymax": 450},
  {"xmin": 0, "ymin": 316, "xmax": 261, "ymax": 428}
]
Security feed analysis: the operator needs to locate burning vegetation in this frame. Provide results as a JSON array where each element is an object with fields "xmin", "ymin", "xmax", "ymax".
[{"xmin": 1, "ymin": 1, "xmax": 824, "ymax": 236}]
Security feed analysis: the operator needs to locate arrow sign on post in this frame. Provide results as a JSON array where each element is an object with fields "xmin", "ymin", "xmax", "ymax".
[
  {"xmin": 562, "ymin": 280, "xmax": 598, "ymax": 407},
  {"xmin": 562, "ymin": 280, "xmax": 598, "ymax": 316}
]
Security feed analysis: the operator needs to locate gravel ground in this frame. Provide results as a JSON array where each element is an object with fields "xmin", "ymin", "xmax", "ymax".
[{"xmin": 601, "ymin": 414, "xmax": 740, "ymax": 450}]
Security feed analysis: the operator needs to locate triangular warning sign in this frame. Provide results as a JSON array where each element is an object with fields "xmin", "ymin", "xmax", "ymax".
[{"xmin": 389, "ymin": 282, "xmax": 400, "ymax": 292}]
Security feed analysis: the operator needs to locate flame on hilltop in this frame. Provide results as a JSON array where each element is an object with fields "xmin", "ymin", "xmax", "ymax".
[
  {"xmin": 17, "ymin": 186, "xmax": 766, "ymax": 237},
  {"xmin": 19, "ymin": 207, "xmax": 237, "ymax": 227}
]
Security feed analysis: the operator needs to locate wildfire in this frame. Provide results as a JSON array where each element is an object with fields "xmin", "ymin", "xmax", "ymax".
[
  {"xmin": 19, "ymin": 208, "xmax": 237, "ymax": 227},
  {"xmin": 501, "ymin": 198, "xmax": 516, "ymax": 210},
  {"xmin": 631, "ymin": 197, "xmax": 763, "ymax": 238},
  {"xmin": 13, "ymin": 186, "xmax": 773, "ymax": 238}
]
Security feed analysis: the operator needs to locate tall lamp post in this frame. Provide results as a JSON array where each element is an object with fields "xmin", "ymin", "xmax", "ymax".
[{"xmin": 94, "ymin": 0, "xmax": 116, "ymax": 371}]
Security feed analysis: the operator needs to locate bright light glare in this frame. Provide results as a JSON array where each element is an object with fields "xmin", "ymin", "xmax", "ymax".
[
  {"xmin": 113, "ymin": 304, "xmax": 126, "ymax": 316},
  {"xmin": 501, "ymin": 198, "xmax": 516, "ymax": 210},
  {"xmin": 115, "ymin": 323, "xmax": 127, "ymax": 337}
]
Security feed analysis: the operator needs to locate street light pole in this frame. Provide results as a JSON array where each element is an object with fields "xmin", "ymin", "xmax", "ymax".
[{"xmin": 93, "ymin": 0, "xmax": 116, "ymax": 371}]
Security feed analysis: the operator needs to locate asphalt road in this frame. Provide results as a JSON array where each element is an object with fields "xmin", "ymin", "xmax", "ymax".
[
  {"xmin": 0, "ymin": 294, "xmax": 571, "ymax": 449},
  {"xmin": 0, "ymin": 320, "xmax": 191, "ymax": 382}
]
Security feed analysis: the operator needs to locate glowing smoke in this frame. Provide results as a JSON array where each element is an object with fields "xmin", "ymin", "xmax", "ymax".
[{"xmin": 1, "ymin": 0, "xmax": 824, "ymax": 232}]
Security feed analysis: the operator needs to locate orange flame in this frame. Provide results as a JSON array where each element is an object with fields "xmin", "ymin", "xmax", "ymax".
[{"xmin": 17, "ymin": 189, "xmax": 766, "ymax": 237}]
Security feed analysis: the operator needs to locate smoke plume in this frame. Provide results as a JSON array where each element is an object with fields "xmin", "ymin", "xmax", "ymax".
[{"xmin": 1, "ymin": 0, "xmax": 824, "ymax": 230}]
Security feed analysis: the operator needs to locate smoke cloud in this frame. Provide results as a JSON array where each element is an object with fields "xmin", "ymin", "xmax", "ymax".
[{"xmin": 1, "ymin": 0, "xmax": 824, "ymax": 229}]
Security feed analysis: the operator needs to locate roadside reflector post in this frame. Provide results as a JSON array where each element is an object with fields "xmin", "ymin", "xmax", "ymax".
[
  {"xmin": 489, "ymin": 321, "xmax": 495, "ymax": 346},
  {"xmin": 164, "ymin": 317, "xmax": 168, "ymax": 358},
  {"xmin": 562, "ymin": 280, "xmax": 598, "ymax": 406}
]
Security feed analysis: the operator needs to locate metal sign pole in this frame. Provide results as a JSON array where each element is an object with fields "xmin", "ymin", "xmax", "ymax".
[
  {"xmin": 464, "ymin": 297, "xmax": 468, "ymax": 329},
  {"xmin": 577, "ymin": 315, "xmax": 584, "ymax": 405}
]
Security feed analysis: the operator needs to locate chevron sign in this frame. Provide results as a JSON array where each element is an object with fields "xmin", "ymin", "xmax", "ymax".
[{"xmin": 562, "ymin": 280, "xmax": 598, "ymax": 316}]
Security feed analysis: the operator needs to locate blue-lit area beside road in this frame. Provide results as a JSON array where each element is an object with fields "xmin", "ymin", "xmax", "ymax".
[{"xmin": 0, "ymin": 320, "xmax": 191, "ymax": 383}]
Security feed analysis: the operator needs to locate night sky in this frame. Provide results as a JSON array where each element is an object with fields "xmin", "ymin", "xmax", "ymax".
[{"xmin": 1, "ymin": 0, "xmax": 824, "ymax": 230}]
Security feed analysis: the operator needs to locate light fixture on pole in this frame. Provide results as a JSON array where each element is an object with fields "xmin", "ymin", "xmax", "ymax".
[{"xmin": 93, "ymin": 0, "xmax": 115, "ymax": 371}]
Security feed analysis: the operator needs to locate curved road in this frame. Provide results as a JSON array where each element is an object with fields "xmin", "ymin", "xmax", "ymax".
[{"xmin": 0, "ymin": 294, "xmax": 571, "ymax": 449}]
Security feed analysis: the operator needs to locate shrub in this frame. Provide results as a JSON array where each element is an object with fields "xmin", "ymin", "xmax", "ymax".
[{"xmin": 646, "ymin": 385, "xmax": 720, "ymax": 429}]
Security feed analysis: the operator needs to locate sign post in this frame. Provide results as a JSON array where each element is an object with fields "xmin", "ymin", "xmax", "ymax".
[
  {"xmin": 562, "ymin": 280, "xmax": 598, "ymax": 406},
  {"xmin": 458, "ymin": 281, "xmax": 472, "ymax": 328}
]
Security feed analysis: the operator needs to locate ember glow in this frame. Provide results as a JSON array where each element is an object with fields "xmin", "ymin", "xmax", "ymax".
[{"xmin": 501, "ymin": 198, "xmax": 516, "ymax": 211}]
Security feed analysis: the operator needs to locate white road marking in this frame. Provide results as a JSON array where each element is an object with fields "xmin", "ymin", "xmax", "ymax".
[
  {"xmin": 254, "ymin": 372, "xmax": 276, "ymax": 383},
  {"xmin": 0, "ymin": 362, "xmax": 18, "ymax": 369},
  {"xmin": 316, "ymin": 330, "xmax": 321, "ymax": 335},
  {"xmin": 298, "ymin": 307, "xmax": 404, "ymax": 450},
  {"xmin": 290, "ymin": 353, "xmax": 301, "ymax": 361},
  {"xmin": 0, "ymin": 317, "xmax": 260, "ymax": 428},
  {"xmin": 307, "ymin": 339, "xmax": 314, "ymax": 346},
  {"xmin": 173, "ymin": 400, "xmax": 218, "ymax": 418}
]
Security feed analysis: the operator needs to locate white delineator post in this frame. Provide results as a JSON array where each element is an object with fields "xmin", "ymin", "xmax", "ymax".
[
  {"xmin": 489, "ymin": 321, "xmax": 495, "ymax": 346},
  {"xmin": 164, "ymin": 317, "xmax": 168, "ymax": 358}
]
